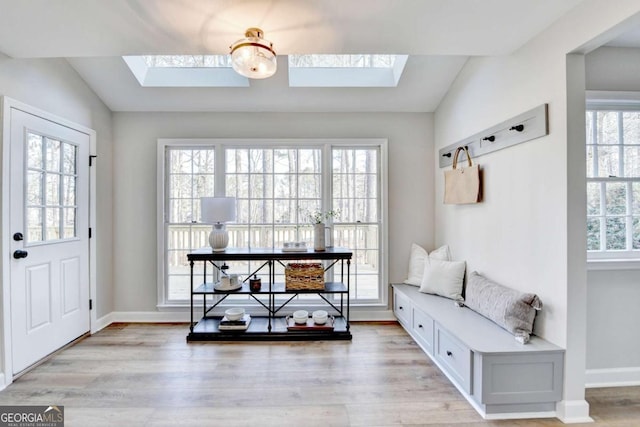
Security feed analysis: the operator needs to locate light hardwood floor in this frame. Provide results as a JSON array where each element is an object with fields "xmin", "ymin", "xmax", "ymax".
[{"xmin": 0, "ymin": 322, "xmax": 638, "ymax": 426}]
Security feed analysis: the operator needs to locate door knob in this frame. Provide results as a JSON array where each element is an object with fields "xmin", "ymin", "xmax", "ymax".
[
  {"xmin": 13, "ymin": 232, "xmax": 23, "ymax": 241},
  {"xmin": 13, "ymin": 250, "xmax": 28, "ymax": 259}
]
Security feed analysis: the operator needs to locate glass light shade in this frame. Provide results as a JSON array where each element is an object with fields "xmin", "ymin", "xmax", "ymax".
[{"xmin": 230, "ymin": 28, "xmax": 277, "ymax": 79}]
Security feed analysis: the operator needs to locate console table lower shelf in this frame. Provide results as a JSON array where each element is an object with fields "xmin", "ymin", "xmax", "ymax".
[{"xmin": 187, "ymin": 316, "xmax": 352, "ymax": 341}]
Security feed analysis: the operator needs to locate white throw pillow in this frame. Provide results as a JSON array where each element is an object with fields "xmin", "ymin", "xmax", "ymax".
[
  {"xmin": 428, "ymin": 244, "xmax": 452, "ymax": 262},
  {"xmin": 419, "ymin": 259, "xmax": 465, "ymax": 301},
  {"xmin": 404, "ymin": 244, "xmax": 452, "ymax": 286}
]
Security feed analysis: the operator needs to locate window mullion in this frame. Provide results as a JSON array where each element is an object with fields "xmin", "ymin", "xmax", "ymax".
[
  {"xmin": 215, "ymin": 144, "xmax": 225, "ymax": 196},
  {"xmin": 600, "ymin": 181, "xmax": 606, "ymax": 251},
  {"xmin": 627, "ymin": 181, "xmax": 633, "ymax": 251},
  {"xmin": 618, "ymin": 112, "xmax": 625, "ymax": 178},
  {"xmin": 591, "ymin": 111, "xmax": 599, "ymax": 177}
]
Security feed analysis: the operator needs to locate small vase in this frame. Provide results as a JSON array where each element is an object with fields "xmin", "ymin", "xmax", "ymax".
[{"xmin": 313, "ymin": 223, "xmax": 326, "ymax": 251}]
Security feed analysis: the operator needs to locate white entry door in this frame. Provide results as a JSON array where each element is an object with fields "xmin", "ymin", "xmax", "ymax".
[{"xmin": 9, "ymin": 107, "xmax": 90, "ymax": 374}]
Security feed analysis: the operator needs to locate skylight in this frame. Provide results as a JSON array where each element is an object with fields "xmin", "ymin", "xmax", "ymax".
[
  {"xmin": 123, "ymin": 54, "xmax": 410, "ymax": 88},
  {"xmin": 288, "ymin": 54, "xmax": 408, "ymax": 87},
  {"xmin": 289, "ymin": 54, "xmax": 397, "ymax": 68},
  {"xmin": 142, "ymin": 55, "xmax": 232, "ymax": 68},
  {"xmin": 123, "ymin": 55, "xmax": 248, "ymax": 87}
]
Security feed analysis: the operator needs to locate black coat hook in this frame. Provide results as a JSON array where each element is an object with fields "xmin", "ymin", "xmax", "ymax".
[
  {"xmin": 442, "ymin": 152, "xmax": 452, "ymax": 158},
  {"xmin": 482, "ymin": 136, "xmax": 495, "ymax": 142},
  {"xmin": 509, "ymin": 124, "xmax": 524, "ymax": 132}
]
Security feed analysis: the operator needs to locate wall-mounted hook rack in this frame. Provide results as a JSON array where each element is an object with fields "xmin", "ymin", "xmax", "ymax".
[{"xmin": 438, "ymin": 104, "xmax": 548, "ymax": 168}]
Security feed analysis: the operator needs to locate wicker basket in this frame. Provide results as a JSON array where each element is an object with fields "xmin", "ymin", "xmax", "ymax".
[{"xmin": 285, "ymin": 263, "xmax": 325, "ymax": 291}]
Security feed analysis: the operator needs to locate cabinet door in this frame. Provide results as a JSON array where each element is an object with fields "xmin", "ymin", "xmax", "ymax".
[
  {"xmin": 435, "ymin": 323, "xmax": 473, "ymax": 394},
  {"xmin": 412, "ymin": 308, "xmax": 434, "ymax": 355},
  {"xmin": 393, "ymin": 289, "xmax": 411, "ymax": 326}
]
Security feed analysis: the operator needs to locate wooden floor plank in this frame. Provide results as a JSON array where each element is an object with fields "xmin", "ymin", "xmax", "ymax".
[{"xmin": 0, "ymin": 322, "xmax": 637, "ymax": 426}]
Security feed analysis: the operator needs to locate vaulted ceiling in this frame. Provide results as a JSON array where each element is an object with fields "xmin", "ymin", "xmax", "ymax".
[{"xmin": 0, "ymin": 0, "xmax": 592, "ymax": 112}]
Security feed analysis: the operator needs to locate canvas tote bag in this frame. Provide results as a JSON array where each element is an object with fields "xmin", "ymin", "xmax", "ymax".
[{"xmin": 444, "ymin": 146, "xmax": 481, "ymax": 204}]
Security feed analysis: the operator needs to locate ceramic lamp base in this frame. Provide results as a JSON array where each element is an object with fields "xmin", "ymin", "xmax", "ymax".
[{"xmin": 209, "ymin": 223, "xmax": 229, "ymax": 251}]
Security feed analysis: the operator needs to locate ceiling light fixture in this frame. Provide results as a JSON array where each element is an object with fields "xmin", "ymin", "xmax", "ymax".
[{"xmin": 230, "ymin": 27, "xmax": 277, "ymax": 79}]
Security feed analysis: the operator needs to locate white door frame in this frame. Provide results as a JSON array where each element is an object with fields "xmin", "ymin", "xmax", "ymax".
[{"xmin": 0, "ymin": 97, "xmax": 97, "ymax": 389}]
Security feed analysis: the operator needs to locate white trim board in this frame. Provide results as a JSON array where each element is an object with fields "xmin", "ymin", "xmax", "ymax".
[
  {"xmin": 586, "ymin": 367, "xmax": 640, "ymax": 388},
  {"xmin": 438, "ymin": 104, "xmax": 549, "ymax": 168},
  {"xmin": 556, "ymin": 400, "xmax": 593, "ymax": 424},
  {"xmin": 108, "ymin": 309, "xmax": 395, "ymax": 324}
]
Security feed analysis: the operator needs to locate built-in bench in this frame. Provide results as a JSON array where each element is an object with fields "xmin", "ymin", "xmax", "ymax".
[{"xmin": 391, "ymin": 283, "xmax": 564, "ymax": 420}]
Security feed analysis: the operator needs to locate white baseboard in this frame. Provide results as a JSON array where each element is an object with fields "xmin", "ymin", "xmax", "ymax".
[
  {"xmin": 351, "ymin": 310, "xmax": 395, "ymax": 321},
  {"xmin": 99, "ymin": 310, "xmax": 396, "ymax": 325},
  {"xmin": 586, "ymin": 367, "xmax": 640, "ymax": 388},
  {"xmin": 0, "ymin": 373, "xmax": 6, "ymax": 391},
  {"xmin": 556, "ymin": 400, "xmax": 593, "ymax": 424},
  {"xmin": 110, "ymin": 311, "xmax": 191, "ymax": 323},
  {"xmin": 92, "ymin": 312, "xmax": 115, "ymax": 333}
]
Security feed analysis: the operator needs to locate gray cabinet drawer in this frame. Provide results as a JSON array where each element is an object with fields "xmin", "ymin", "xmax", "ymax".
[
  {"xmin": 393, "ymin": 289, "xmax": 411, "ymax": 326},
  {"xmin": 435, "ymin": 323, "xmax": 473, "ymax": 394},
  {"xmin": 412, "ymin": 308, "xmax": 434, "ymax": 355}
]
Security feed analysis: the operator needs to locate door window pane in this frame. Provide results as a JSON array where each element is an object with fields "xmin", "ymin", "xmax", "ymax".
[
  {"xmin": 45, "ymin": 138, "xmax": 61, "ymax": 172},
  {"xmin": 27, "ymin": 171, "xmax": 43, "ymax": 205},
  {"xmin": 62, "ymin": 143, "xmax": 77, "ymax": 174},
  {"xmin": 25, "ymin": 133, "xmax": 78, "ymax": 243},
  {"xmin": 27, "ymin": 134, "xmax": 43, "ymax": 169}
]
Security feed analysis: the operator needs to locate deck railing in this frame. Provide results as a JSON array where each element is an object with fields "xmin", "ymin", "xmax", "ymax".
[{"xmin": 167, "ymin": 224, "xmax": 378, "ymax": 268}]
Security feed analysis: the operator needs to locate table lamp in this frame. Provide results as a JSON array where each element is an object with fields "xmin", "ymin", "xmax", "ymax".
[{"xmin": 201, "ymin": 197, "xmax": 236, "ymax": 251}]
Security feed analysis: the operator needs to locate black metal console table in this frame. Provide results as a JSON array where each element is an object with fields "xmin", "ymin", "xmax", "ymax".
[{"xmin": 187, "ymin": 247, "xmax": 352, "ymax": 341}]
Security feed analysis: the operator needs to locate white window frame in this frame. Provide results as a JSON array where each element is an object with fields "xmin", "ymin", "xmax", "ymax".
[
  {"xmin": 586, "ymin": 99, "xmax": 640, "ymax": 268},
  {"xmin": 156, "ymin": 138, "xmax": 388, "ymax": 308}
]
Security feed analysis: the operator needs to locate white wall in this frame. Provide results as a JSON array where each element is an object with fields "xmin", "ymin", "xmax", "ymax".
[
  {"xmin": 0, "ymin": 55, "xmax": 114, "ymax": 316},
  {"xmin": 433, "ymin": 1, "xmax": 640, "ymax": 422},
  {"xmin": 587, "ymin": 269, "xmax": 640, "ymax": 369},
  {"xmin": 0, "ymin": 54, "xmax": 114, "ymax": 385},
  {"xmin": 112, "ymin": 112, "xmax": 434, "ymax": 312},
  {"xmin": 586, "ymin": 46, "xmax": 640, "ymax": 91},
  {"xmin": 584, "ymin": 45, "xmax": 640, "ymax": 383}
]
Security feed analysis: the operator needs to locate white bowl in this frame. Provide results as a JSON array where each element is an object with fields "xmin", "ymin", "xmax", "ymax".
[
  {"xmin": 312, "ymin": 310, "xmax": 328, "ymax": 325},
  {"xmin": 293, "ymin": 310, "xmax": 308, "ymax": 324},
  {"xmin": 225, "ymin": 307, "xmax": 245, "ymax": 321}
]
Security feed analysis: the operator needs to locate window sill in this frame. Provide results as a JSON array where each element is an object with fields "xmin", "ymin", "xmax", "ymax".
[{"xmin": 587, "ymin": 258, "xmax": 640, "ymax": 271}]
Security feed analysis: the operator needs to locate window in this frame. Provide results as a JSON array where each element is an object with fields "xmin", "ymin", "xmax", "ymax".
[
  {"xmin": 159, "ymin": 139, "xmax": 387, "ymax": 306},
  {"xmin": 586, "ymin": 109, "xmax": 640, "ymax": 257},
  {"xmin": 288, "ymin": 54, "xmax": 399, "ymax": 68},
  {"xmin": 26, "ymin": 132, "xmax": 78, "ymax": 244},
  {"xmin": 288, "ymin": 54, "xmax": 409, "ymax": 87},
  {"xmin": 122, "ymin": 56, "xmax": 248, "ymax": 87},
  {"xmin": 165, "ymin": 148, "xmax": 215, "ymax": 300},
  {"xmin": 124, "ymin": 54, "xmax": 410, "ymax": 87},
  {"xmin": 143, "ymin": 55, "xmax": 232, "ymax": 68}
]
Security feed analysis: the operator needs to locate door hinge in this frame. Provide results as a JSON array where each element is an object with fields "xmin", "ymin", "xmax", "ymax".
[
  {"xmin": 89, "ymin": 155, "xmax": 97, "ymax": 166},
  {"xmin": 89, "ymin": 227, "xmax": 92, "ymax": 239},
  {"xmin": 89, "ymin": 299, "xmax": 93, "ymax": 310}
]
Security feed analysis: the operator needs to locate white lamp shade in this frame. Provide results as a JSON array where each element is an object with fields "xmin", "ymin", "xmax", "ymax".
[{"xmin": 201, "ymin": 197, "xmax": 236, "ymax": 224}]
